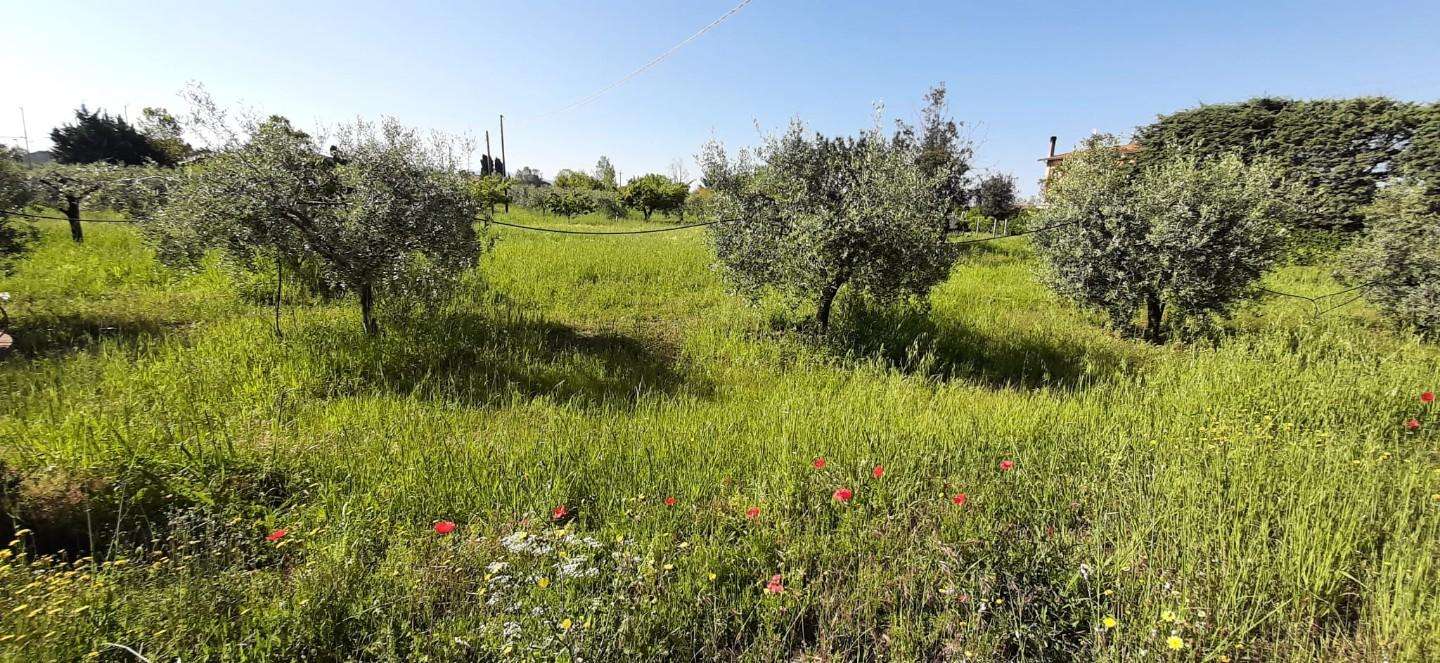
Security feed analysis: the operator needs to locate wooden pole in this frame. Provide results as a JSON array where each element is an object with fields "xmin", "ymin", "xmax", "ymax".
[{"xmin": 499, "ymin": 115, "xmax": 509, "ymax": 212}]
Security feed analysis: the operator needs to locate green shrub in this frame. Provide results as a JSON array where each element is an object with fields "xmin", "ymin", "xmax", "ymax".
[{"xmin": 1341, "ymin": 182, "xmax": 1440, "ymax": 337}]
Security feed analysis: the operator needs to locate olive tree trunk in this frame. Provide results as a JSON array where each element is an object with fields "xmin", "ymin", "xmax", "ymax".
[
  {"xmin": 815, "ymin": 275, "xmax": 849, "ymax": 332},
  {"xmin": 359, "ymin": 282, "xmax": 379, "ymax": 336},
  {"xmin": 1143, "ymin": 294, "xmax": 1166, "ymax": 343},
  {"xmin": 65, "ymin": 198, "xmax": 83, "ymax": 243}
]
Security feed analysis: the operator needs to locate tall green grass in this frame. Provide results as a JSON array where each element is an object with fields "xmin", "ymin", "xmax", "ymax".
[{"xmin": 0, "ymin": 213, "xmax": 1436, "ymax": 661}]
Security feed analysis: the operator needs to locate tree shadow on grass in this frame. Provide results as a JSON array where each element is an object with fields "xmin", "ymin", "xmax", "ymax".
[
  {"xmin": 1, "ymin": 311, "xmax": 185, "ymax": 358},
  {"xmin": 831, "ymin": 300, "xmax": 1136, "ymax": 391},
  {"xmin": 291, "ymin": 309, "xmax": 712, "ymax": 409}
]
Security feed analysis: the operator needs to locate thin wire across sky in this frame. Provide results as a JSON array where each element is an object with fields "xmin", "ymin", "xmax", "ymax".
[{"xmin": 535, "ymin": 0, "xmax": 755, "ymax": 120}]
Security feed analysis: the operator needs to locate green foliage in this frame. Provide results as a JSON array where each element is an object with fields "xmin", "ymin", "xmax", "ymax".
[
  {"xmin": 1396, "ymin": 104, "xmax": 1440, "ymax": 201},
  {"xmin": 907, "ymin": 83, "xmax": 972, "ymax": 219},
  {"xmin": 512, "ymin": 166, "xmax": 547, "ymax": 187},
  {"xmin": 1, "ymin": 213, "xmax": 1438, "ymax": 660},
  {"xmin": 1341, "ymin": 182, "xmax": 1440, "ymax": 337},
  {"xmin": 700, "ymin": 88, "xmax": 963, "ymax": 331},
  {"xmin": 594, "ymin": 156, "xmax": 618, "ymax": 189},
  {"xmin": 554, "ymin": 168, "xmax": 603, "ymax": 190},
  {"xmin": 1135, "ymin": 97, "xmax": 1427, "ymax": 231},
  {"xmin": 0, "ymin": 158, "xmax": 37, "ymax": 268},
  {"xmin": 146, "ymin": 99, "xmax": 484, "ymax": 335},
  {"xmin": 529, "ymin": 186, "xmax": 597, "ymax": 218},
  {"xmin": 137, "ymin": 107, "xmax": 194, "ymax": 165},
  {"xmin": 468, "ymin": 174, "xmax": 511, "ymax": 211},
  {"xmin": 49, "ymin": 106, "xmax": 176, "ymax": 167},
  {"xmin": 588, "ymin": 189, "xmax": 627, "ymax": 220},
  {"xmin": 684, "ymin": 186, "xmax": 717, "ymax": 220},
  {"xmin": 619, "ymin": 173, "xmax": 687, "ymax": 221},
  {"xmin": 973, "ymin": 172, "xmax": 1019, "ymax": 220},
  {"xmin": 28, "ymin": 163, "xmax": 169, "ymax": 243},
  {"xmin": 1035, "ymin": 135, "xmax": 1293, "ymax": 342}
]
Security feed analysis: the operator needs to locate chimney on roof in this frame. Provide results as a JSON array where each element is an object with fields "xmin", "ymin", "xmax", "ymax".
[{"xmin": 1048, "ymin": 136, "xmax": 1057, "ymax": 158}]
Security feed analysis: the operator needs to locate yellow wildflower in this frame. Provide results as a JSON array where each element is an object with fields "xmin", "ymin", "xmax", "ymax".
[
  {"xmin": 559, "ymin": 618, "xmax": 573, "ymax": 631},
  {"xmin": 1166, "ymin": 636, "xmax": 1184, "ymax": 650},
  {"xmin": 537, "ymin": 577, "xmax": 550, "ymax": 589},
  {"xmin": 1160, "ymin": 609, "xmax": 1177, "ymax": 622},
  {"xmin": 1102, "ymin": 616, "xmax": 1118, "ymax": 629},
  {"xmin": 708, "ymin": 572, "xmax": 718, "ymax": 582}
]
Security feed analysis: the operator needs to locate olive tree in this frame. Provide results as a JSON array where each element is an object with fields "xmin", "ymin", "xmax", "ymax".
[
  {"xmin": 1035, "ymin": 135, "xmax": 1293, "ymax": 342},
  {"xmin": 149, "ymin": 97, "xmax": 484, "ymax": 336},
  {"xmin": 699, "ymin": 92, "xmax": 962, "ymax": 331},
  {"xmin": 29, "ymin": 164, "xmax": 135, "ymax": 243},
  {"xmin": 1341, "ymin": 182, "xmax": 1440, "ymax": 337}
]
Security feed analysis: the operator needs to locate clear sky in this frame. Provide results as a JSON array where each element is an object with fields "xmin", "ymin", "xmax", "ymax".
[{"xmin": 3, "ymin": 1, "xmax": 1438, "ymax": 195}]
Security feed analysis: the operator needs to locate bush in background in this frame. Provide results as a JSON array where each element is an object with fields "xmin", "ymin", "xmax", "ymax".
[
  {"xmin": 1342, "ymin": 182, "xmax": 1440, "ymax": 337},
  {"xmin": 620, "ymin": 174, "xmax": 688, "ymax": 221}
]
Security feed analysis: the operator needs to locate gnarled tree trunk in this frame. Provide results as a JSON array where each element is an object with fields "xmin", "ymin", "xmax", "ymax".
[
  {"xmin": 815, "ymin": 274, "xmax": 849, "ymax": 332},
  {"xmin": 65, "ymin": 197, "xmax": 83, "ymax": 243},
  {"xmin": 359, "ymin": 282, "xmax": 379, "ymax": 336},
  {"xmin": 1143, "ymin": 294, "xmax": 1166, "ymax": 343}
]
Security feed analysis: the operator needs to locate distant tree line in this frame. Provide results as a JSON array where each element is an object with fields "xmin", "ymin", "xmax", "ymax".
[{"xmin": 507, "ymin": 156, "xmax": 693, "ymax": 222}]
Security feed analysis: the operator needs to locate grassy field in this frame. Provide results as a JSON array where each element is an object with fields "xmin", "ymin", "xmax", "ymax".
[{"xmin": 1, "ymin": 208, "xmax": 1437, "ymax": 661}]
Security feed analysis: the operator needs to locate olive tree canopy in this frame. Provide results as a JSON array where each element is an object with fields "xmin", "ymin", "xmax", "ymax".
[
  {"xmin": 1035, "ymin": 135, "xmax": 1294, "ymax": 342},
  {"xmin": 699, "ymin": 87, "xmax": 966, "ymax": 331},
  {"xmin": 148, "ymin": 91, "xmax": 485, "ymax": 335}
]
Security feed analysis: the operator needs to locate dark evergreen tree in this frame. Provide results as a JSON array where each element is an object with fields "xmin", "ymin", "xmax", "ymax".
[
  {"xmin": 1135, "ymin": 97, "xmax": 1423, "ymax": 231},
  {"xmin": 50, "ymin": 106, "xmax": 175, "ymax": 166},
  {"xmin": 480, "ymin": 154, "xmax": 493, "ymax": 177}
]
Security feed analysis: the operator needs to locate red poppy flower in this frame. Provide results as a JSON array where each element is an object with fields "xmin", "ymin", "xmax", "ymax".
[
  {"xmin": 832, "ymin": 487, "xmax": 854, "ymax": 502},
  {"xmin": 764, "ymin": 573, "xmax": 785, "ymax": 594},
  {"xmin": 812, "ymin": 457, "xmax": 826, "ymax": 469},
  {"xmin": 1423, "ymin": 391, "xmax": 1435, "ymax": 404},
  {"xmin": 551, "ymin": 505, "xmax": 569, "ymax": 520},
  {"xmin": 745, "ymin": 506, "xmax": 761, "ymax": 519},
  {"xmin": 952, "ymin": 493, "xmax": 967, "ymax": 507},
  {"xmin": 999, "ymin": 459, "xmax": 1015, "ymax": 471},
  {"xmin": 265, "ymin": 529, "xmax": 288, "ymax": 542},
  {"xmin": 1406, "ymin": 418, "xmax": 1421, "ymax": 431},
  {"xmin": 433, "ymin": 520, "xmax": 456, "ymax": 535},
  {"xmin": 664, "ymin": 496, "xmax": 677, "ymax": 507},
  {"xmin": 872, "ymin": 465, "xmax": 885, "ymax": 479}
]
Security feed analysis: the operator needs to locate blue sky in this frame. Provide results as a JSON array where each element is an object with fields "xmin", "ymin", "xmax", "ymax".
[{"xmin": 3, "ymin": 0, "xmax": 1438, "ymax": 195}]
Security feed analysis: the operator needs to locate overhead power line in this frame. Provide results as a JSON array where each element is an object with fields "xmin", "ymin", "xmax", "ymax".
[{"xmin": 536, "ymin": 0, "xmax": 755, "ymax": 119}]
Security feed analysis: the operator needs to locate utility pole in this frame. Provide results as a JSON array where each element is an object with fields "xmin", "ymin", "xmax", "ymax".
[
  {"xmin": 498, "ymin": 114, "xmax": 507, "ymax": 175},
  {"xmin": 19, "ymin": 107, "xmax": 32, "ymax": 168},
  {"xmin": 485, "ymin": 130, "xmax": 492, "ymax": 167},
  {"xmin": 498, "ymin": 114, "xmax": 509, "ymax": 212}
]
